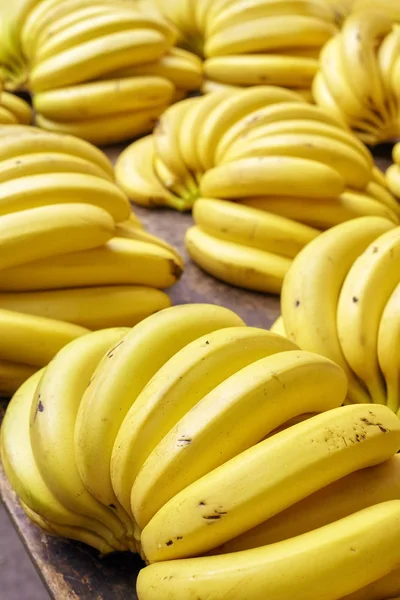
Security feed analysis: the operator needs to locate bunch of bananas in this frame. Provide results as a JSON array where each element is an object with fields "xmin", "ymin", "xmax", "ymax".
[
  {"xmin": 152, "ymin": 0, "xmax": 337, "ymax": 96},
  {"xmin": 116, "ymin": 87, "xmax": 399, "ymax": 292},
  {"xmin": 280, "ymin": 216, "xmax": 400, "ymax": 411},
  {"xmin": 0, "ymin": 0, "xmax": 202, "ymax": 144},
  {"xmin": 0, "ymin": 124, "xmax": 182, "ymax": 395},
  {"xmin": 314, "ymin": 10, "xmax": 400, "ymax": 144},
  {"xmin": 3, "ymin": 304, "xmax": 400, "ymax": 599}
]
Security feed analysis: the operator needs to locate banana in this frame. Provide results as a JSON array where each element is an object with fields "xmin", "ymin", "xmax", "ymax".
[
  {"xmin": 204, "ymin": 54, "xmax": 318, "ymax": 88},
  {"xmin": 20, "ymin": 501, "xmax": 115, "ymax": 556},
  {"xmin": 35, "ymin": 9, "xmax": 177, "ymax": 62},
  {"xmin": 33, "ymin": 76, "xmax": 174, "ymax": 121},
  {"xmin": 215, "ymin": 100, "xmax": 347, "ymax": 164},
  {"xmin": 30, "ymin": 29, "xmax": 170, "ymax": 93},
  {"xmin": 373, "ymin": 165, "xmax": 390, "ymax": 188},
  {"xmin": 0, "ymin": 172, "xmax": 130, "ymax": 221},
  {"xmin": 138, "ymin": 501, "xmax": 400, "ymax": 599},
  {"xmin": 366, "ymin": 182, "xmax": 400, "ymax": 218},
  {"xmin": 337, "ymin": 227, "xmax": 400, "ymax": 405},
  {"xmin": 207, "ymin": 0, "xmax": 336, "ymax": 38},
  {"xmin": 0, "ymin": 203, "xmax": 114, "ymax": 270},
  {"xmin": 201, "ymin": 78, "xmax": 241, "ymax": 94},
  {"xmin": 0, "ymin": 286, "xmax": 172, "ymax": 330},
  {"xmin": 0, "ymin": 152, "xmax": 113, "ymax": 183},
  {"xmin": 281, "ymin": 216, "xmax": 395, "ymax": 403},
  {"xmin": 30, "ymin": 329, "xmax": 132, "ymax": 548},
  {"xmin": 205, "ymin": 15, "xmax": 337, "ymax": 57},
  {"xmin": 0, "ymin": 308, "xmax": 89, "ymax": 366},
  {"xmin": 109, "ymin": 48, "xmax": 202, "ymax": 91},
  {"xmin": 377, "ymin": 26, "xmax": 400, "ymax": 117},
  {"xmin": 115, "ymin": 221, "xmax": 183, "ymax": 267},
  {"xmin": 387, "ymin": 165, "xmax": 400, "ymax": 198},
  {"xmin": 270, "ymin": 315, "xmax": 286, "ymax": 336},
  {"xmin": 0, "ymin": 370, "xmax": 125, "ymax": 549},
  {"xmin": 1, "ymin": 91, "xmax": 32, "ymax": 124},
  {"xmin": 0, "ymin": 360, "xmax": 37, "ymax": 397},
  {"xmin": 378, "ymin": 284, "xmax": 400, "ymax": 413},
  {"xmin": 193, "ymin": 197, "xmax": 319, "ymax": 258},
  {"xmin": 115, "ymin": 137, "xmax": 187, "ymax": 211},
  {"xmin": 0, "ymin": 126, "xmax": 114, "ymax": 177},
  {"xmin": 133, "ymin": 350, "xmax": 347, "ymax": 528},
  {"xmin": 216, "ymin": 454, "xmax": 400, "ymax": 552},
  {"xmin": 0, "ymin": 237, "xmax": 183, "ymax": 292},
  {"xmin": 0, "ymin": 105, "xmax": 18, "ymax": 124},
  {"xmin": 197, "ymin": 86, "xmax": 305, "ymax": 172},
  {"xmin": 186, "ymin": 225, "xmax": 291, "ymax": 293},
  {"xmin": 153, "ymin": 155, "xmax": 195, "ymax": 206},
  {"xmin": 35, "ymin": 105, "xmax": 167, "ymax": 146},
  {"xmin": 111, "ymin": 328, "xmax": 298, "ymax": 517},
  {"xmin": 200, "ymin": 156, "xmax": 345, "ymax": 199},
  {"xmin": 219, "ymin": 133, "xmax": 371, "ymax": 190},
  {"xmin": 74, "ymin": 305, "xmax": 245, "ymax": 530},
  {"xmin": 342, "ymin": 567, "xmax": 400, "ymax": 600}
]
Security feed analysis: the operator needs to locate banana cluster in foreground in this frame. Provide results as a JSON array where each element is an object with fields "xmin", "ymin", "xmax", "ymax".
[
  {"xmin": 3, "ymin": 304, "xmax": 400, "ymax": 600},
  {"xmin": 152, "ymin": 0, "xmax": 338, "ymax": 97},
  {"xmin": 0, "ymin": 125, "xmax": 182, "ymax": 395},
  {"xmin": 280, "ymin": 216, "xmax": 400, "ymax": 411},
  {"xmin": 116, "ymin": 87, "xmax": 399, "ymax": 292},
  {"xmin": 0, "ymin": 0, "xmax": 201, "ymax": 144},
  {"xmin": 314, "ymin": 10, "xmax": 400, "ymax": 144}
]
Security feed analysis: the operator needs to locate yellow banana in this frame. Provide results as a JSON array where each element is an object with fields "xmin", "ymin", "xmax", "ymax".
[
  {"xmin": 281, "ymin": 216, "xmax": 395, "ymax": 403},
  {"xmin": 0, "ymin": 106, "xmax": 17, "ymax": 124},
  {"xmin": 378, "ymin": 284, "xmax": 400, "ymax": 413},
  {"xmin": 0, "ymin": 286, "xmax": 171, "ymax": 330},
  {"xmin": 342, "ymin": 566, "xmax": 400, "ymax": 600},
  {"xmin": 185, "ymin": 226, "xmax": 291, "ymax": 293},
  {"xmin": 337, "ymin": 227, "xmax": 400, "ymax": 404},
  {"xmin": 133, "ymin": 350, "xmax": 346, "ymax": 528},
  {"xmin": 366, "ymin": 182, "xmax": 400, "ymax": 218},
  {"xmin": 138, "ymin": 501, "xmax": 400, "ymax": 599},
  {"xmin": 111, "ymin": 327, "xmax": 298, "ymax": 517},
  {"xmin": 0, "ymin": 360, "xmax": 37, "ymax": 397},
  {"xmin": 193, "ymin": 197, "xmax": 319, "ymax": 258},
  {"xmin": 387, "ymin": 165, "xmax": 400, "ymax": 198},
  {"xmin": 270, "ymin": 315, "xmax": 286, "ymax": 336},
  {"xmin": 115, "ymin": 221, "xmax": 183, "ymax": 267},
  {"xmin": 1, "ymin": 91, "xmax": 32, "ymax": 124}
]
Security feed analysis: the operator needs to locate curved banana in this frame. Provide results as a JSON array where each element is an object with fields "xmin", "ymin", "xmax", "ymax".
[
  {"xmin": 378, "ymin": 284, "xmax": 400, "ymax": 413},
  {"xmin": 366, "ymin": 181, "xmax": 400, "ymax": 218},
  {"xmin": 0, "ymin": 308, "xmax": 88, "ymax": 366},
  {"xmin": 281, "ymin": 216, "xmax": 395, "ymax": 403},
  {"xmin": 111, "ymin": 327, "xmax": 298, "ymax": 517},
  {"xmin": 185, "ymin": 226, "xmax": 291, "ymax": 293},
  {"xmin": 141, "ymin": 404, "xmax": 400, "ymax": 562},
  {"xmin": 337, "ymin": 227, "xmax": 400, "ymax": 404},
  {"xmin": 0, "ymin": 203, "xmax": 114, "ymax": 270},
  {"xmin": 387, "ymin": 165, "xmax": 400, "ymax": 198},
  {"xmin": 74, "ymin": 305, "xmax": 245, "ymax": 532},
  {"xmin": 0, "ymin": 286, "xmax": 172, "ymax": 330},
  {"xmin": 133, "ymin": 350, "xmax": 347, "ymax": 528},
  {"xmin": 115, "ymin": 220, "xmax": 183, "ymax": 267},
  {"xmin": 193, "ymin": 197, "xmax": 319, "ymax": 258},
  {"xmin": 30, "ymin": 329, "xmax": 131, "ymax": 548},
  {"xmin": 1, "ymin": 91, "xmax": 32, "ymax": 124},
  {"xmin": 0, "ymin": 237, "xmax": 182, "ymax": 292},
  {"xmin": 138, "ymin": 501, "xmax": 400, "ymax": 600}
]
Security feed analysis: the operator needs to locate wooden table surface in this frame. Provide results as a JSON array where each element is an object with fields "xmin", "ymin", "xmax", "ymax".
[{"xmin": 0, "ymin": 143, "xmax": 394, "ymax": 600}]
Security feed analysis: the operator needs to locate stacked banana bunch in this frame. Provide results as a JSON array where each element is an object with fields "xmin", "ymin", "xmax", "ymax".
[
  {"xmin": 0, "ymin": 0, "xmax": 202, "ymax": 144},
  {"xmin": 3, "ymin": 303, "xmax": 400, "ymax": 599},
  {"xmin": 280, "ymin": 216, "xmax": 400, "ymax": 412},
  {"xmin": 116, "ymin": 86, "xmax": 400, "ymax": 293},
  {"xmin": 314, "ymin": 9, "xmax": 400, "ymax": 144},
  {"xmin": 152, "ymin": 0, "xmax": 338, "ymax": 98},
  {"xmin": 0, "ymin": 124, "xmax": 182, "ymax": 395}
]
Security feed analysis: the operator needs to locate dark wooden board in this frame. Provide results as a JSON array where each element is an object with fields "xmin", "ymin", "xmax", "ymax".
[{"xmin": 0, "ymin": 144, "xmax": 394, "ymax": 600}]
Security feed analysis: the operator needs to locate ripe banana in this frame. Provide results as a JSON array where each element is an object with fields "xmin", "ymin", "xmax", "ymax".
[
  {"xmin": 111, "ymin": 327, "xmax": 298, "ymax": 517},
  {"xmin": 0, "ymin": 203, "xmax": 114, "ymax": 270},
  {"xmin": 366, "ymin": 181, "xmax": 400, "ymax": 219},
  {"xmin": 0, "ymin": 286, "xmax": 172, "ymax": 330},
  {"xmin": 281, "ymin": 216, "xmax": 395, "ymax": 403},
  {"xmin": 387, "ymin": 165, "xmax": 400, "ymax": 198},
  {"xmin": 74, "ymin": 305, "xmax": 244, "ymax": 531},
  {"xmin": 115, "ymin": 220, "xmax": 183, "ymax": 267},
  {"xmin": 30, "ymin": 329, "xmax": 131, "ymax": 548},
  {"xmin": 141, "ymin": 404, "xmax": 400, "ymax": 562},
  {"xmin": 0, "ymin": 360, "xmax": 37, "ymax": 397},
  {"xmin": 0, "ymin": 237, "xmax": 182, "ymax": 292},
  {"xmin": 193, "ymin": 197, "xmax": 319, "ymax": 258},
  {"xmin": 204, "ymin": 54, "xmax": 318, "ymax": 88},
  {"xmin": 0, "ymin": 308, "xmax": 89, "ymax": 367},
  {"xmin": 270, "ymin": 315, "xmax": 286, "ymax": 336},
  {"xmin": 133, "ymin": 350, "xmax": 347, "ymax": 528},
  {"xmin": 216, "ymin": 454, "xmax": 400, "ymax": 552},
  {"xmin": 185, "ymin": 226, "xmax": 292, "ymax": 294},
  {"xmin": 33, "ymin": 76, "xmax": 174, "ymax": 121},
  {"xmin": 378, "ymin": 284, "xmax": 400, "ymax": 413},
  {"xmin": 337, "ymin": 227, "xmax": 400, "ymax": 405},
  {"xmin": 137, "ymin": 501, "xmax": 400, "ymax": 600},
  {"xmin": 1, "ymin": 91, "xmax": 32, "ymax": 124},
  {"xmin": 200, "ymin": 156, "xmax": 345, "ymax": 199}
]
